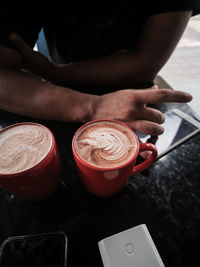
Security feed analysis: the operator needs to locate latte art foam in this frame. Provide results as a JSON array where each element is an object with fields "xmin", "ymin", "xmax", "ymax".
[
  {"xmin": 0, "ymin": 124, "xmax": 52, "ymax": 174},
  {"xmin": 74, "ymin": 121, "xmax": 137, "ymax": 168}
]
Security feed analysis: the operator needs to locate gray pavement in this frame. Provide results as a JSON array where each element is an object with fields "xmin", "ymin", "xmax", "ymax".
[{"xmin": 159, "ymin": 14, "xmax": 200, "ymax": 117}]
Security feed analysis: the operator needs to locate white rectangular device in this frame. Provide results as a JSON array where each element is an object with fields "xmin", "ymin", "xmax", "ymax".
[
  {"xmin": 98, "ymin": 224, "xmax": 165, "ymax": 267},
  {"xmin": 137, "ymin": 108, "xmax": 200, "ymax": 159}
]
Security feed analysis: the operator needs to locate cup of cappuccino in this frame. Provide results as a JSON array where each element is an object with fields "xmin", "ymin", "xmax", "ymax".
[
  {"xmin": 0, "ymin": 122, "xmax": 61, "ymax": 201},
  {"xmin": 72, "ymin": 120, "xmax": 158, "ymax": 197}
]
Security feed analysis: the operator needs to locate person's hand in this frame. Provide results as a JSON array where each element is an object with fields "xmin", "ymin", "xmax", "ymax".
[
  {"xmin": 90, "ymin": 86, "xmax": 192, "ymax": 135},
  {"xmin": 0, "ymin": 44, "xmax": 22, "ymax": 70},
  {"xmin": 9, "ymin": 33, "xmax": 55, "ymax": 78}
]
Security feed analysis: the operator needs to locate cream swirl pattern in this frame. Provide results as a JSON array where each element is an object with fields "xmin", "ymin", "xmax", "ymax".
[
  {"xmin": 74, "ymin": 121, "xmax": 137, "ymax": 168},
  {"xmin": 0, "ymin": 124, "xmax": 52, "ymax": 174}
]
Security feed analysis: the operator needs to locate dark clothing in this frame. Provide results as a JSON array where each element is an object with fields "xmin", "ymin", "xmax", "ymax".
[{"xmin": 0, "ymin": 1, "xmax": 200, "ymax": 64}]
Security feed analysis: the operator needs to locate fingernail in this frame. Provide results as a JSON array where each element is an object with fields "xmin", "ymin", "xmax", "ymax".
[
  {"xmin": 140, "ymin": 150, "xmax": 152, "ymax": 159},
  {"xmin": 152, "ymin": 85, "xmax": 158, "ymax": 89},
  {"xmin": 185, "ymin": 93, "xmax": 193, "ymax": 101}
]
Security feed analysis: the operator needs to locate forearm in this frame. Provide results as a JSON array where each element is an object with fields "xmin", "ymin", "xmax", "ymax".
[
  {"xmin": 46, "ymin": 51, "xmax": 154, "ymax": 88},
  {"xmin": 0, "ymin": 44, "xmax": 22, "ymax": 70},
  {"xmin": 45, "ymin": 11, "xmax": 192, "ymax": 89},
  {"xmin": 0, "ymin": 69, "xmax": 192, "ymax": 136},
  {"xmin": 0, "ymin": 69, "xmax": 95, "ymax": 122}
]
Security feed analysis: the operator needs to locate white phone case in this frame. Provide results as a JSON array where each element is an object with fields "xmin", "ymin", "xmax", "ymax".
[{"xmin": 98, "ymin": 224, "xmax": 165, "ymax": 267}]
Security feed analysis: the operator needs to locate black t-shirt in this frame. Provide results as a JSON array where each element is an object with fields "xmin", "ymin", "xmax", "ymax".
[{"xmin": 0, "ymin": 0, "xmax": 200, "ymax": 63}]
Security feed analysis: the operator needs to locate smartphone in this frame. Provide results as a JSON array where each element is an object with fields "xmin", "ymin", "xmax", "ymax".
[
  {"xmin": 137, "ymin": 109, "xmax": 200, "ymax": 159},
  {"xmin": 0, "ymin": 231, "xmax": 67, "ymax": 267}
]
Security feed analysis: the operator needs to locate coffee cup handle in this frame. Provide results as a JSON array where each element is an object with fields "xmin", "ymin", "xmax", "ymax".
[{"xmin": 132, "ymin": 143, "xmax": 158, "ymax": 175}]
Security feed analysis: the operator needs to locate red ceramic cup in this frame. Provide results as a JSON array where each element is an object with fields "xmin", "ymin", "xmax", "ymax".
[
  {"xmin": 72, "ymin": 119, "xmax": 158, "ymax": 197},
  {"xmin": 0, "ymin": 122, "xmax": 61, "ymax": 201}
]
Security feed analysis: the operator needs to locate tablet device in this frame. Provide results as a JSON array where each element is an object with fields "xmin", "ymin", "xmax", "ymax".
[{"xmin": 137, "ymin": 109, "xmax": 200, "ymax": 159}]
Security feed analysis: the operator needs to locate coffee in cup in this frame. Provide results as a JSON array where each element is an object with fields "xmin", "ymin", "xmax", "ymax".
[
  {"xmin": 72, "ymin": 120, "xmax": 158, "ymax": 197},
  {"xmin": 0, "ymin": 123, "xmax": 61, "ymax": 201},
  {"xmin": 74, "ymin": 120, "xmax": 137, "ymax": 169},
  {"xmin": 0, "ymin": 124, "xmax": 52, "ymax": 174}
]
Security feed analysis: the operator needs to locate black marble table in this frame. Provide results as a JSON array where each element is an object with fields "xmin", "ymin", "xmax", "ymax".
[{"xmin": 0, "ymin": 101, "xmax": 200, "ymax": 267}]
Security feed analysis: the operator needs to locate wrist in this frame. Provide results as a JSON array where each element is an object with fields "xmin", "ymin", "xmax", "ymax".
[
  {"xmin": 56, "ymin": 86, "xmax": 99, "ymax": 123},
  {"xmin": 74, "ymin": 93, "xmax": 99, "ymax": 123}
]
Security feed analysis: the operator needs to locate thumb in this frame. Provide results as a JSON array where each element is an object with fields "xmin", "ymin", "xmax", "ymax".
[{"xmin": 9, "ymin": 33, "xmax": 31, "ymax": 54}]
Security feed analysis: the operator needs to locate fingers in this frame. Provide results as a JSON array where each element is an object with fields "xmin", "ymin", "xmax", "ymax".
[
  {"xmin": 127, "ymin": 120, "xmax": 164, "ymax": 135},
  {"xmin": 134, "ymin": 88, "xmax": 192, "ymax": 104},
  {"xmin": 138, "ymin": 139, "xmax": 153, "ymax": 159},
  {"xmin": 9, "ymin": 33, "xmax": 31, "ymax": 54},
  {"xmin": 138, "ymin": 107, "xmax": 165, "ymax": 124}
]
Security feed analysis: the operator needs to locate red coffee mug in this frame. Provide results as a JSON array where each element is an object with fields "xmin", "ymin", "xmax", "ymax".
[
  {"xmin": 72, "ymin": 119, "xmax": 158, "ymax": 197},
  {"xmin": 0, "ymin": 122, "xmax": 61, "ymax": 201}
]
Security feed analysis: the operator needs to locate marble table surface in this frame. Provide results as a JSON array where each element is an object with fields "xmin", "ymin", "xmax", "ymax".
[{"xmin": 0, "ymin": 101, "xmax": 199, "ymax": 267}]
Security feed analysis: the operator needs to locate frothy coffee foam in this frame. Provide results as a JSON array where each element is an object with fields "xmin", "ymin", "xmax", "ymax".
[
  {"xmin": 74, "ymin": 121, "xmax": 137, "ymax": 168},
  {"xmin": 0, "ymin": 124, "xmax": 52, "ymax": 174}
]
